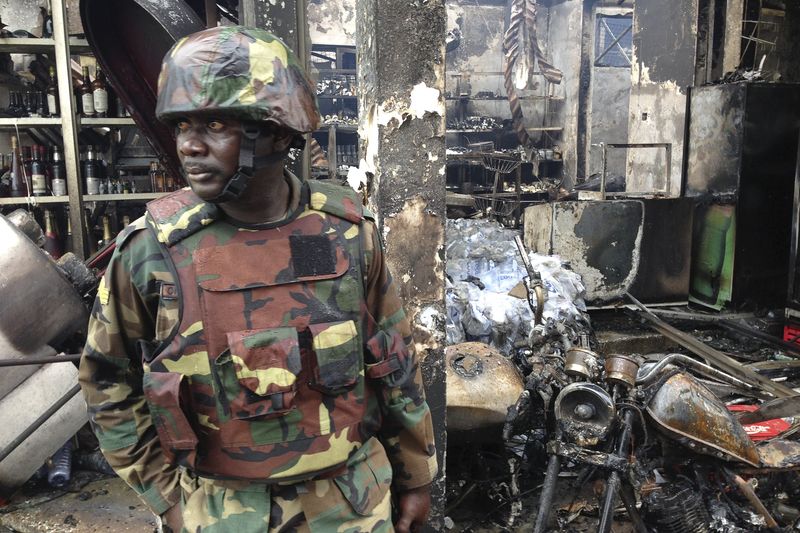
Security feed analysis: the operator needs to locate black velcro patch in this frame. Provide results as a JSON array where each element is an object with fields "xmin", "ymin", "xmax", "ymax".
[{"xmin": 289, "ymin": 235, "xmax": 336, "ymax": 277}]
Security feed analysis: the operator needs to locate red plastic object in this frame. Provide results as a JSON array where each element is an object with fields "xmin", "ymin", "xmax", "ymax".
[
  {"xmin": 728, "ymin": 405, "xmax": 792, "ymax": 441},
  {"xmin": 783, "ymin": 324, "xmax": 800, "ymax": 346}
]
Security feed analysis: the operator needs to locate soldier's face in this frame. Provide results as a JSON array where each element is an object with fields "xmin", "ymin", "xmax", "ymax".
[{"xmin": 175, "ymin": 115, "xmax": 241, "ymax": 200}]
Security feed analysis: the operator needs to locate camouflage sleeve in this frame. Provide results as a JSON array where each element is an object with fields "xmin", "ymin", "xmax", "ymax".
[
  {"xmin": 78, "ymin": 222, "xmax": 181, "ymax": 515},
  {"xmin": 362, "ymin": 220, "xmax": 438, "ymax": 491}
]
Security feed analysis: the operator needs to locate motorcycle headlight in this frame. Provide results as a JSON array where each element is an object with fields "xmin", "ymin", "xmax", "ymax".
[{"xmin": 554, "ymin": 382, "xmax": 615, "ymax": 446}]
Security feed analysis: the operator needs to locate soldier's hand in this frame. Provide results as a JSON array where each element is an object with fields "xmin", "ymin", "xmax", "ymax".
[
  {"xmin": 395, "ymin": 484, "xmax": 431, "ymax": 533},
  {"xmin": 159, "ymin": 503, "xmax": 183, "ymax": 533}
]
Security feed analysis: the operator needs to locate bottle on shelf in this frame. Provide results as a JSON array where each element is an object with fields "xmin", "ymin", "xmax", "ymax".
[
  {"xmin": 6, "ymin": 91, "xmax": 21, "ymax": 117},
  {"xmin": 43, "ymin": 209, "xmax": 62, "ymax": 259},
  {"xmin": 99, "ymin": 215, "xmax": 112, "ymax": 248},
  {"xmin": 80, "ymin": 66, "xmax": 95, "ymax": 118},
  {"xmin": 46, "ymin": 66, "xmax": 59, "ymax": 118},
  {"xmin": 92, "ymin": 66, "xmax": 109, "ymax": 118},
  {"xmin": 36, "ymin": 90, "xmax": 46, "ymax": 117},
  {"xmin": 50, "ymin": 145, "xmax": 66, "ymax": 196},
  {"xmin": 164, "ymin": 163, "xmax": 175, "ymax": 191},
  {"xmin": 84, "ymin": 209, "xmax": 97, "ymax": 256},
  {"xmin": 22, "ymin": 90, "xmax": 34, "ymax": 117},
  {"xmin": 9, "ymin": 136, "xmax": 26, "ymax": 198},
  {"xmin": 83, "ymin": 145, "xmax": 100, "ymax": 195},
  {"xmin": 63, "ymin": 210, "xmax": 73, "ymax": 253},
  {"xmin": 31, "ymin": 144, "xmax": 47, "ymax": 196},
  {"xmin": 149, "ymin": 161, "xmax": 165, "ymax": 192}
]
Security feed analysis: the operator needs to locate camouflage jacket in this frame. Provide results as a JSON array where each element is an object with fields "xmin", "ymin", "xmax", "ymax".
[{"xmin": 78, "ymin": 173, "xmax": 437, "ymax": 515}]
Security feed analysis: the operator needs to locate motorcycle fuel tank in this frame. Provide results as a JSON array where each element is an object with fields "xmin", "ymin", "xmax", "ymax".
[
  {"xmin": 446, "ymin": 342, "xmax": 524, "ymax": 431},
  {"xmin": 647, "ymin": 373, "xmax": 760, "ymax": 467}
]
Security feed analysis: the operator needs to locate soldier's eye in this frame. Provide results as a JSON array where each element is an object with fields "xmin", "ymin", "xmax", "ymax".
[
  {"xmin": 208, "ymin": 120, "xmax": 225, "ymax": 132},
  {"xmin": 175, "ymin": 121, "xmax": 191, "ymax": 134}
]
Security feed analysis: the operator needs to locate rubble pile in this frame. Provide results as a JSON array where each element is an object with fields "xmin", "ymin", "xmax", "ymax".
[{"xmin": 446, "ymin": 218, "xmax": 587, "ymax": 353}]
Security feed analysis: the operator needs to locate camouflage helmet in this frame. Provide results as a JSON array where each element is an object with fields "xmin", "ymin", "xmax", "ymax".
[{"xmin": 155, "ymin": 26, "xmax": 321, "ymax": 134}]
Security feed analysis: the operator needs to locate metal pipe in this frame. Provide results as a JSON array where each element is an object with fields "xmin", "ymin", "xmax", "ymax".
[
  {"xmin": 723, "ymin": 468, "xmax": 778, "ymax": 529},
  {"xmin": 0, "ymin": 383, "xmax": 82, "ymax": 463},
  {"xmin": 533, "ymin": 451, "xmax": 561, "ymax": 533},
  {"xmin": 0, "ymin": 354, "xmax": 82, "ymax": 367},
  {"xmin": 636, "ymin": 353, "xmax": 755, "ymax": 391},
  {"xmin": 598, "ymin": 409, "xmax": 635, "ymax": 533}
]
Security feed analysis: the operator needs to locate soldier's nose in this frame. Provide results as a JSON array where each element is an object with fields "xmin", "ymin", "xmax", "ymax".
[{"xmin": 179, "ymin": 136, "xmax": 208, "ymax": 157}]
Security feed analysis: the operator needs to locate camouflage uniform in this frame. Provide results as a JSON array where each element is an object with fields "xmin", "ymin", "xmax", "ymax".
[{"xmin": 79, "ymin": 26, "xmax": 436, "ymax": 532}]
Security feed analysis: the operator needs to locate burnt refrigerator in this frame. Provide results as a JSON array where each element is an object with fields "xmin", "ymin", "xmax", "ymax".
[{"xmin": 685, "ymin": 82, "xmax": 800, "ymax": 311}]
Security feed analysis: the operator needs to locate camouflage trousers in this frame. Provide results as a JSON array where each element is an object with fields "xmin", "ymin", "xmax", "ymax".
[{"xmin": 175, "ymin": 438, "xmax": 394, "ymax": 533}]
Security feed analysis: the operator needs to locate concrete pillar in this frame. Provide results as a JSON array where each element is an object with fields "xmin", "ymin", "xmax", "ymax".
[{"xmin": 355, "ymin": 0, "xmax": 447, "ymax": 528}]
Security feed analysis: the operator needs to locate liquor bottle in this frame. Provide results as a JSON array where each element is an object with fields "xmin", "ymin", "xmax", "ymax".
[
  {"xmin": 22, "ymin": 90, "xmax": 33, "ymax": 117},
  {"xmin": 83, "ymin": 145, "xmax": 100, "ymax": 195},
  {"xmin": 22, "ymin": 146, "xmax": 33, "ymax": 185},
  {"xmin": 6, "ymin": 91, "xmax": 19, "ymax": 116},
  {"xmin": 51, "ymin": 145, "xmax": 66, "ymax": 196},
  {"xmin": 63, "ymin": 211, "xmax": 73, "ymax": 253},
  {"xmin": 80, "ymin": 66, "xmax": 95, "ymax": 117},
  {"xmin": 9, "ymin": 136, "xmax": 26, "ymax": 197},
  {"xmin": 148, "ymin": 161, "xmax": 158, "ymax": 192},
  {"xmin": 122, "ymin": 215, "xmax": 131, "ymax": 227},
  {"xmin": 99, "ymin": 215, "xmax": 113, "ymax": 247},
  {"xmin": 46, "ymin": 66, "xmax": 59, "ymax": 117},
  {"xmin": 84, "ymin": 210, "xmax": 97, "ymax": 256},
  {"xmin": 42, "ymin": 209, "xmax": 62, "ymax": 259},
  {"xmin": 164, "ymin": 164, "xmax": 175, "ymax": 191},
  {"xmin": 31, "ymin": 144, "xmax": 47, "ymax": 196},
  {"xmin": 40, "ymin": 145, "xmax": 53, "ymax": 193},
  {"xmin": 92, "ymin": 66, "xmax": 108, "ymax": 118}
]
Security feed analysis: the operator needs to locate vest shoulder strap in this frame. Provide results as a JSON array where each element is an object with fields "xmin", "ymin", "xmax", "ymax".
[
  {"xmin": 146, "ymin": 189, "xmax": 220, "ymax": 247},
  {"xmin": 307, "ymin": 180, "xmax": 364, "ymax": 224}
]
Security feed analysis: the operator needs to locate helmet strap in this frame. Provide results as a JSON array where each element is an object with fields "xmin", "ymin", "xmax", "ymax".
[{"xmin": 207, "ymin": 124, "xmax": 287, "ymax": 203}]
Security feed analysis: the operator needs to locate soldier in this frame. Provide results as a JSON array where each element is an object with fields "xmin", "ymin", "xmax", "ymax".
[{"xmin": 79, "ymin": 26, "xmax": 437, "ymax": 533}]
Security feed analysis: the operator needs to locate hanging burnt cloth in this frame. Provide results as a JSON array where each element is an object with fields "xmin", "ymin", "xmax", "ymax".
[{"xmin": 503, "ymin": 0, "xmax": 563, "ymax": 146}]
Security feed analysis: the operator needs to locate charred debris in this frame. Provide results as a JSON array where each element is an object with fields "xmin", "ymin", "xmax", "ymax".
[{"xmin": 444, "ymin": 219, "xmax": 800, "ymax": 532}]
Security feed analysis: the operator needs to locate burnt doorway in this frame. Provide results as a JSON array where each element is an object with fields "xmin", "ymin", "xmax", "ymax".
[{"xmin": 587, "ymin": 5, "xmax": 634, "ymax": 184}]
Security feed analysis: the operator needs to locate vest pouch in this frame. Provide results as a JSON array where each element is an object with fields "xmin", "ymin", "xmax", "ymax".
[
  {"xmin": 214, "ymin": 327, "xmax": 301, "ymax": 420},
  {"xmin": 309, "ymin": 320, "xmax": 360, "ymax": 395},
  {"xmin": 142, "ymin": 371, "xmax": 198, "ymax": 468},
  {"xmin": 365, "ymin": 328, "xmax": 413, "ymax": 387}
]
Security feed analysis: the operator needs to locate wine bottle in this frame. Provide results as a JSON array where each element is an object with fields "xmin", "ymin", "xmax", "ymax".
[
  {"xmin": 43, "ymin": 209, "xmax": 62, "ymax": 259},
  {"xmin": 9, "ymin": 136, "xmax": 26, "ymax": 197},
  {"xmin": 51, "ymin": 145, "xmax": 66, "ymax": 196},
  {"xmin": 63, "ymin": 211, "xmax": 73, "ymax": 253},
  {"xmin": 46, "ymin": 66, "xmax": 59, "ymax": 117},
  {"xmin": 31, "ymin": 144, "xmax": 46, "ymax": 196},
  {"xmin": 100, "ymin": 215, "xmax": 113, "ymax": 247},
  {"xmin": 83, "ymin": 145, "xmax": 100, "ymax": 195},
  {"xmin": 80, "ymin": 66, "xmax": 95, "ymax": 117},
  {"xmin": 92, "ymin": 66, "xmax": 108, "ymax": 118}
]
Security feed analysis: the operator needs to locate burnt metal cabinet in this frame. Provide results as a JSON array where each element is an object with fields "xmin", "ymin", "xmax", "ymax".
[{"xmin": 685, "ymin": 82, "xmax": 800, "ymax": 310}]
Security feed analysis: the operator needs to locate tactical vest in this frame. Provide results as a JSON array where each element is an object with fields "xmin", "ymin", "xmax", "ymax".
[{"xmin": 140, "ymin": 181, "xmax": 386, "ymax": 481}]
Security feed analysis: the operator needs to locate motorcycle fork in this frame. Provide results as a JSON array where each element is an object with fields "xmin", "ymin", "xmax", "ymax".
[
  {"xmin": 533, "ymin": 428, "xmax": 562, "ymax": 533},
  {"xmin": 597, "ymin": 408, "xmax": 637, "ymax": 533}
]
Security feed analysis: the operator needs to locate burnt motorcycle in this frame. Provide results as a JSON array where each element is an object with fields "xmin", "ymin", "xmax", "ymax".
[{"xmin": 501, "ymin": 237, "xmax": 800, "ymax": 532}]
